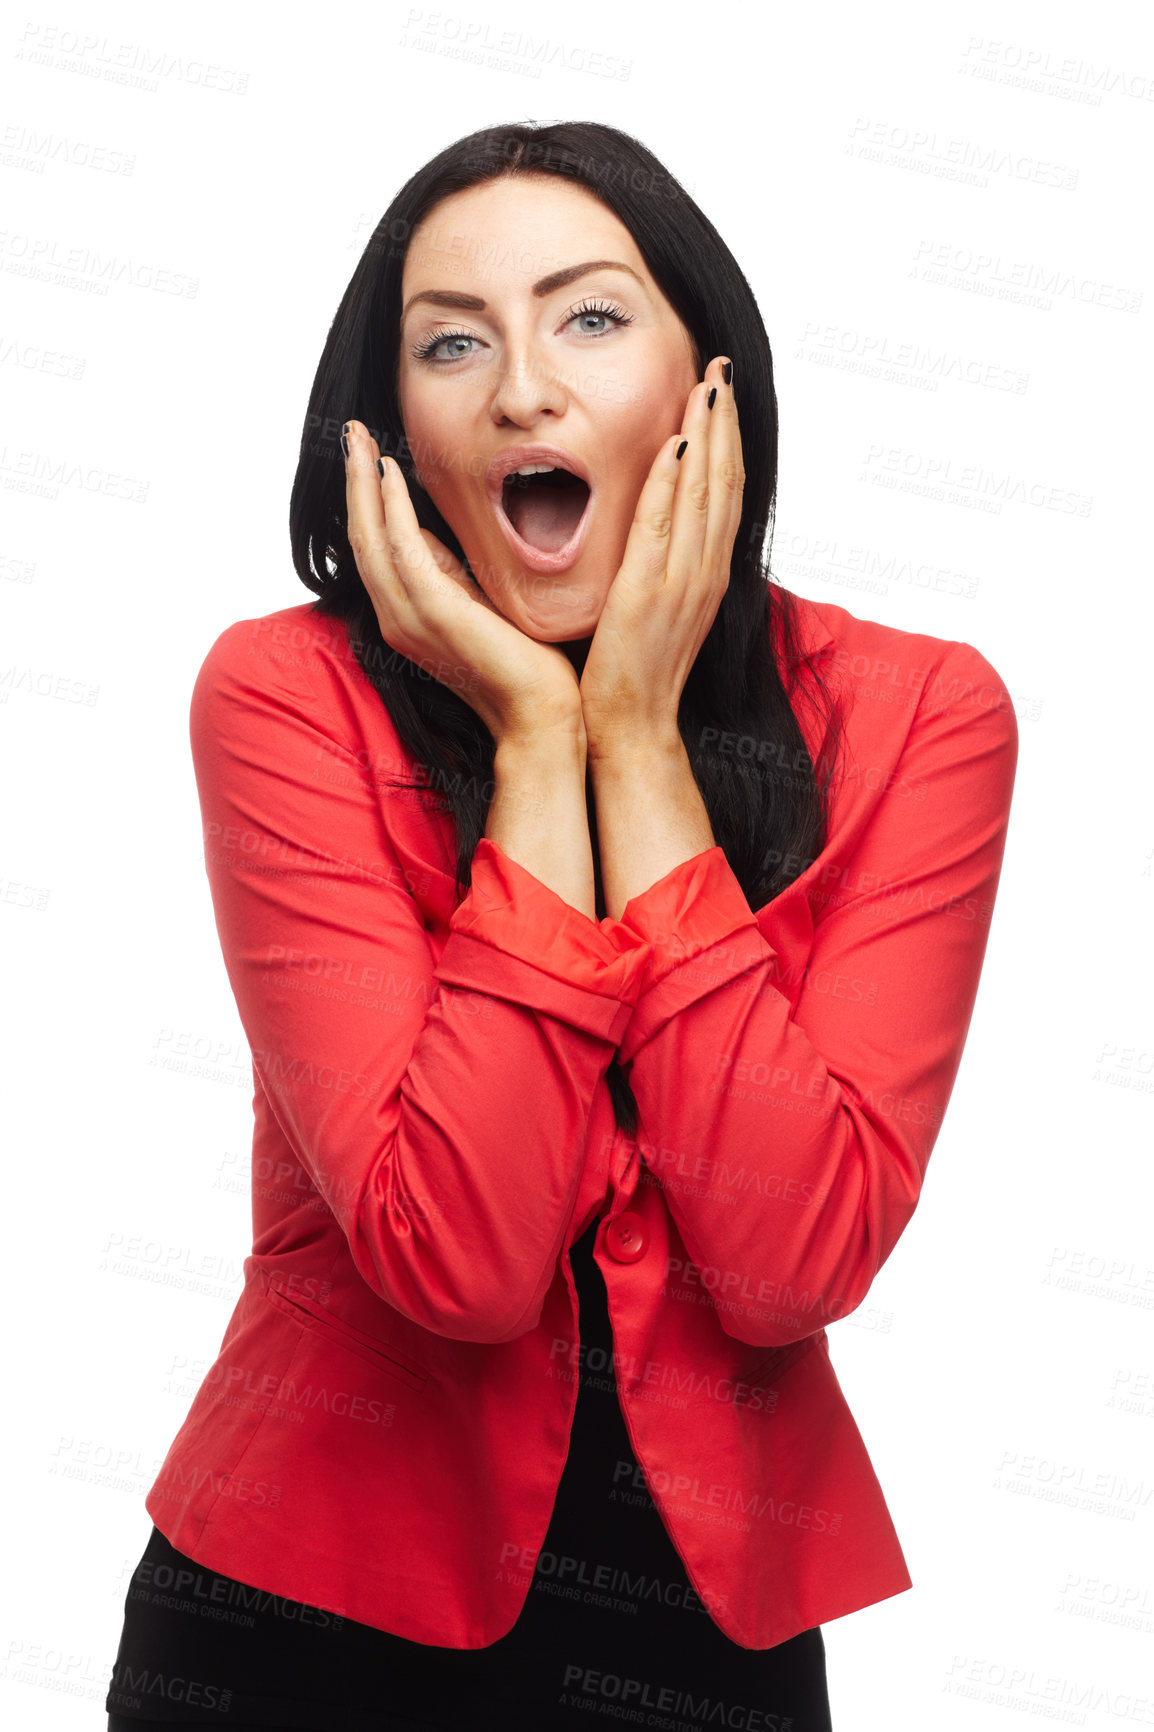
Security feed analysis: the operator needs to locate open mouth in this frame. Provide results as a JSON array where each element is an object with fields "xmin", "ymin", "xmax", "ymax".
[{"xmin": 500, "ymin": 466, "xmax": 591, "ymax": 555}]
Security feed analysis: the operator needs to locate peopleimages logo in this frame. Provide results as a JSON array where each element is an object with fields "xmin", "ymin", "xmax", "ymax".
[
  {"xmin": 559, "ymin": 1662, "xmax": 795, "ymax": 1727},
  {"xmin": 107, "ymin": 1664, "xmax": 231, "ymax": 1713},
  {"xmin": 911, "ymin": 238, "xmax": 1142, "ymax": 314},
  {"xmin": 130, "ymin": 1557, "xmax": 346, "ymax": 1628},
  {"xmin": 847, "ymin": 116, "xmax": 1079, "ymax": 189}
]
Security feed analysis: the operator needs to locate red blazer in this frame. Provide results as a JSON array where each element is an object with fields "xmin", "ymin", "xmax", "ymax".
[{"xmin": 146, "ymin": 586, "xmax": 1018, "ymax": 1650}]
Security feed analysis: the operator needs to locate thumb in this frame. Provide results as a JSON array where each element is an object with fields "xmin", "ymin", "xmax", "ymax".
[
  {"xmin": 418, "ymin": 529, "xmax": 462, "ymax": 576},
  {"xmin": 418, "ymin": 530, "xmax": 506, "ymax": 619}
]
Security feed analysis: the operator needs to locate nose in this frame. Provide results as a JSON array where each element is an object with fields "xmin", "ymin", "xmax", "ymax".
[{"xmin": 488, "ymin": 334, "xmax": 568, "ymax": 426}]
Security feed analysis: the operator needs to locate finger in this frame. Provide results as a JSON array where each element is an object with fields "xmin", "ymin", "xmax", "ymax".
[
  {"xmin": 665, "ymin": 376, "xmax": 714, "ymax": 591},
  {"xmin": 416, "ymin": 528, "xmax": 503, "ymax": 617},
  {"xmin": 420, "ymin": 528, "xmax": 461, "ymax": 577},
  {"xmin": 415, "ymin": 525, "xmax": 480, "ymax": 593},
  {"xmin": 702, "ymin": 356, "xmax": 744, "ymax": 587},
  {"xmin": 344, "ymin": 421, "xmax": 404, "ymax": 623},
  {"xmin": 617, "ymin": 433, "xmax": 690, "ymax": 590},
  {"xmin": 375, "ymin": 447, "xmax": 443, "ymax": 602},
  {"xmin": 380, "ymin": 458, "xmax": 492, "ymax": 619},
  {"xmin": 348, "ymin": 427, "xmax": 457, "ymax": 617}
]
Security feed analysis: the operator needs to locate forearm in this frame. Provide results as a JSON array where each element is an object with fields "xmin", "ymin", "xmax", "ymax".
[
  {"xmin": 487, "ymin": 727, "xmax": 597, "ymax": 919},
  {"xmin": 589, "ymin": 732, "xmax": 717, "ymax": 921}
]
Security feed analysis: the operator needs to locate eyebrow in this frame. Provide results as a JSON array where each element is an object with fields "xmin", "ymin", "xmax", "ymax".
[{"xmin": 400, "ymin": 259, "xmax": 646, "ymax": 325}]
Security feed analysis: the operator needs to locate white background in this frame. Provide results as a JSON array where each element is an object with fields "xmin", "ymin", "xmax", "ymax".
[{"xmin": 3, "ymin": 0, "xmax": 1152, "ymax": 1725}]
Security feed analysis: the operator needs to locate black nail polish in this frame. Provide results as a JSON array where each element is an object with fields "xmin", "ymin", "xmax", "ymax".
[
  {"xmin": 722, "ymin": 361, "xmax": 732, "ymax": 386},
  {"xmin": 342, "ymin": 421, "xmax": 350, "ymax": 436},
  {"xmin": 340, "ymin": 433, "xmax": 349, "ymax": 461},
  {"xmin": 376, "ymin": 457, "xmax": 385, "ymax": 478},
  {"xmin": 676, "ymin": 439, "xmax": 688, "ymax": 460},
  {"xmin": 707, "ymin": 386, "xmax": 717, "ymax": 410}
]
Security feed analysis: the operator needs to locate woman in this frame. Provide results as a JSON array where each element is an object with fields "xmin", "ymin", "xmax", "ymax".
[{"xmin": 105, "ymin": 121, "xmax": 1018, "ymax": 1731}]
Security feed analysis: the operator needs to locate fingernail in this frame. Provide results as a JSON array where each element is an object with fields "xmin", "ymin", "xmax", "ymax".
[
  {"xmin": 376, "ymin": 457, "xmax": 385, "ymax": 478},
  {"xmin": 721, "ymin": 360, "xmax": 732, "ymax": 385},
  {"xmin": 340, "ymin": 432, "xmax": 349, "ymax": 461},
  {"xmin": 676, "ymin": 439, "xmax": 688, "ymax": 460},
  {"xmin": 707, "ymin": 386, "xmax": 717, "ymax": 410}
]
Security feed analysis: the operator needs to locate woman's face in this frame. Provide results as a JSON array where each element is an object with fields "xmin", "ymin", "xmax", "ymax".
[{"xmin": 396, "ymin": 174, "xmax": 700, "ymax": 643}]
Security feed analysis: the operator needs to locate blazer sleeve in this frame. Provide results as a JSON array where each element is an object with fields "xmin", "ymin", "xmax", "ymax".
[
  {"xmin": 189, "ymin": 621, "xmax": 651, "ymax": 1344},
  {"xmin": 603, "ymin": 639, "xmax": 1019, "ymax": 1347}
]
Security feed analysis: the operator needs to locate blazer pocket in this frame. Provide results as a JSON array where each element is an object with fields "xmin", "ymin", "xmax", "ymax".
[
  {"xmin": 747, "ymin": 1329, "xmax": 826, "ymax": 1389},
  {"xmin": 264, "ymin": 1278, "xmax": 430, "ymax": 1391}
]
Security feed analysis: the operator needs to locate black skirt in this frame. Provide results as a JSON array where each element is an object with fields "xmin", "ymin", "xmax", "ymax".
[{"xmin": 105, "ymin": 1219, "xmax": 833, "ymax": 1731}]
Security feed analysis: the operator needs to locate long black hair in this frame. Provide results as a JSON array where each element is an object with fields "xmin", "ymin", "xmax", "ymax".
[{"xmin": 289, "ymin": 120, "xmax": 842, "ymax": 1136}]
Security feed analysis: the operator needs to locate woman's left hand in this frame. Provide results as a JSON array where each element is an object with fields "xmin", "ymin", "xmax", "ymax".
[{"xmin": 579, "ymin": 355, "xmax": 744, "ymax": 759}]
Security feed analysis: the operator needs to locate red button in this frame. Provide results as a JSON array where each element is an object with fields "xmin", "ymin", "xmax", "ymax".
[{"xmin": 605, "ymin": 1210, "xmax": 648, "ymax": 1264}]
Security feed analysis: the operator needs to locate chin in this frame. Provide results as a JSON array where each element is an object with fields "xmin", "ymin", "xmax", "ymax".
[
  {"xmin": 512, "ymin": 593, "xmax": 606, "ymax": 644},
  {"xmin": 467, "ymin": 555, "xmax": 606, "ymax": 641}
]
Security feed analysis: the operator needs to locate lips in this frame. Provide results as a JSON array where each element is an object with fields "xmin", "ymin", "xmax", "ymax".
[{"xmin": 485, "ymin": 444, "xmax": 594, "ymax": 575}]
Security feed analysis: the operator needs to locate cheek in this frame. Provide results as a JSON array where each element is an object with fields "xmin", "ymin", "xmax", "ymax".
[
  {"xmin": 400, "ymin": 401, "xmax": 444, "ymax": 489},
  {"xmin": 601, "ymin": 402, "xmax": 680, "ymax": 500},
  {"xmin": 399, "ymin": 386, "xmax": 476, "ymax": 493},
  {"xmin": 613, "ymin": 361, "xmax": 693, "ymax": 463}
]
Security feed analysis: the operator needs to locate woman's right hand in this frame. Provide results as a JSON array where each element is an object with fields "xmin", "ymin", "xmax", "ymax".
[{"xmin": 343, "ymin": 420, "xmax": 584, "ymax": 748}]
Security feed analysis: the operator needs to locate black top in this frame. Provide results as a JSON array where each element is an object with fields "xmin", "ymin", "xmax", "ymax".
[{"xmin": 106, "ymin": 1218, "xmax": 832, "ymax": 1732}]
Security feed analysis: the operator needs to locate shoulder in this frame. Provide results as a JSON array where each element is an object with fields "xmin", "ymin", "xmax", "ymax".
[
  {"xmin": 193, "ymin": 602, "xmax": 359, "ymax": 701},
  {"xmin": 190, "ymin": 602, "xmax": 394, "ymax": 761},
  {"xmin": 778, "ymin": 585, "xmax": 1017, "ymax": 747}
]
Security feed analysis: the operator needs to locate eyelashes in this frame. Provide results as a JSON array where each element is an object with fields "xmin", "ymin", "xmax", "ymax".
[{"xmin": 409, "ymin": 298, "xmax": 635, "ymax": 364}]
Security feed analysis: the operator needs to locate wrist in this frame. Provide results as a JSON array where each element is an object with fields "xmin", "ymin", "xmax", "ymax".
[
  {"xmin": 586, "ymin": 723, "xmax": 685, "ymax": 774},
  {"xmin": 487, "ymin": 722, "xmax": 595, "ymax": 920},
  {"xmin": 495, "ymin": 713, "xmax": 588, "ymax": 763}
]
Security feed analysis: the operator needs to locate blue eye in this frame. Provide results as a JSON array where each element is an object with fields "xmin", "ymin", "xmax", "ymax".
[
  {"xmin": 413, "ymin": 331, "xmax": 476, "ymax": 363},
  {"xmin": 410, "ymin": 298, "xmax": 634, "ymax": 364},
  {"xmin": 567, "ymin": 298, "xmax": 633, "ymax": 336}
]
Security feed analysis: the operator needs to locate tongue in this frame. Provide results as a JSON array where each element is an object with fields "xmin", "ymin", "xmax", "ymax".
[{"xmin": 505, "ymin": 483, "xmax": 588, "ymax": 553}]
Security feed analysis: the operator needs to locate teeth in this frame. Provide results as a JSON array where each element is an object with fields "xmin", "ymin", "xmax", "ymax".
[{"xmin": 512, "ymin": 463, "xmax": 557, "ymax": 477}]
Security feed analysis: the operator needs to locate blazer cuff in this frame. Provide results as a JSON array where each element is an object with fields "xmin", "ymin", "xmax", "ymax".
[
  {"xmin": 434, "ymin": 837, "xmax": 652, "ymax": 1044},
  {"xmin": 604, "ymin": 846, "xmax": 769, "ymax": 1064}
]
